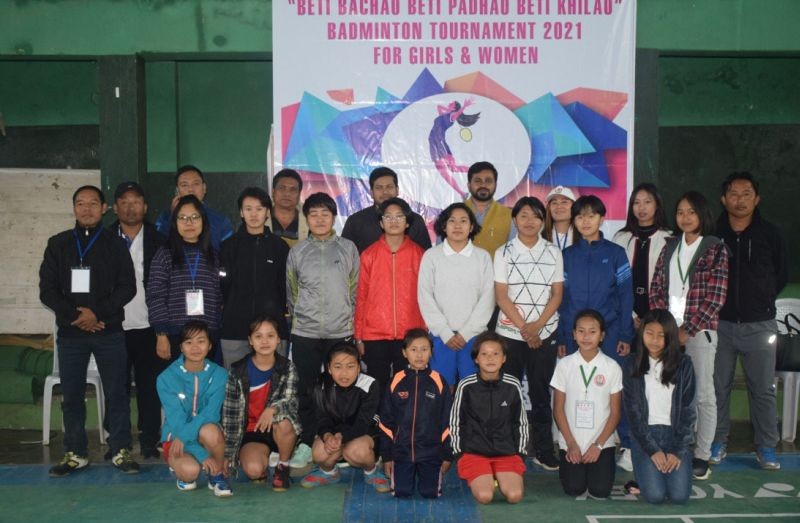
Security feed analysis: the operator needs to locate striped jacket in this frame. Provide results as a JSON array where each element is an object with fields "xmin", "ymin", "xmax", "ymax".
[
  {"xmin": 221, "ymin": 353, "xmax": 300, "ymax": 470},
  {"xmin": 649, "ymin": 235, "xmax": 729, "ymax": 336},
  {"xmin": 450, "ymin": 372, "xmax": 528, "ymax": 457},
  {"xmin": 378, "ymin": 367, "xmax": 452, "ymax": 463}
]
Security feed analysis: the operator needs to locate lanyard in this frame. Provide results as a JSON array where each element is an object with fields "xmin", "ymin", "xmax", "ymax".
[
  {"xmin": 555, "ymin": 231, "xmax": 567, "ymax": 251},
  {"xmin": 183, "ymin": 248, "xmax": 201, "ymax": 289},
  {"xmin": 72, "ymin": 228, "xmax": 103, "ymax": 267},
  {"xmin": 117, "ymin": 226, "xmax": 133, "ymax": 250},
  {"xmin": 676, "ymin": 239, "xmax": 693, "ymax": 286},
  {"xmin": 580, "ymin": 364, "xmax": 597, "ymax": 396}
]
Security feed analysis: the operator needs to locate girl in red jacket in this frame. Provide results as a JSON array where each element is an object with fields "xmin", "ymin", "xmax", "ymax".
[{"xmin": 354, "ymin": 197, "xmax": 427, "ymax": 394}]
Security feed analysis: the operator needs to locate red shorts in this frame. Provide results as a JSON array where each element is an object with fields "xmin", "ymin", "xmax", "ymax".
[
  {"xmin": 161, "ymin": 441, "xmax": 173, "ymax": 463},
  {"xmin": 457, "ymin": 453, "xmax": 526, "ymax": 485}
]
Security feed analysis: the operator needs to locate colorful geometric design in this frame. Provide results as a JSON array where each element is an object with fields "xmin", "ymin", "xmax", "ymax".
[{"xmin": 279, "ymin": 68, "xmax": 629, "ymax": 220}]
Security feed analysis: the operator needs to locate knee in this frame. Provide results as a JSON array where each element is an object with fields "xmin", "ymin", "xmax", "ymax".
[
  {"xmin": 504, "ymin": 488, "xmax": 524, "ymax": 504},
  {"xmin": 241, "ymin": 460, "xmax": 266, "ymax": 480},
  {"xmin": 642, "ymin": 490, "xmax": 667, "ymax": 504},
  {"xmin": 563, "ymin": 485, "xmax": 585, "ymax": 497},
  {"xmin": 473, "ymin": 489, "xmax": 494, "ymax": 505},
  {"xmin": 198, "ymin": 424, "xmax": 223, "ymax": 447},
  {"xmin": 342, "ymin": 446, "xmax": 370, "ymax": 466},
  {"xmin": 274, "ymin": 419, "xmax": 296, "ymax": 438},
  {"xmin": 175, "ymin": 461, "xmax": 201, "ymax": 482}
]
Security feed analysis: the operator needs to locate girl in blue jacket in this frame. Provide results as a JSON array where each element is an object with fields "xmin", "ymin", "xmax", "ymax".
[
  {"xmin": 623, "ymin": 309, "xmax": 696, "ymax": 504},
  {"xmin": 157, "ymin": 320, "xmax": 230, "ymax": 496}
]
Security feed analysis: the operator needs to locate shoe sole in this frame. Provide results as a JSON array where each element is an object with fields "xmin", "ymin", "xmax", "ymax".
[
  {"xmin": 532, "ymin": 458, "xmax": 559, "ymax": 471},
  {"xmin": 272, "ymin": 486, "xmax": 289, "ymax": 492},
  {"xmin": 692, "ymin": 470, "xmax": 711, "ymax": 480},
  {"xmin": 290, "ymin": 462, "xmax": 314, "ymax": 478},
  {"xmin": 757, "ymin": 459, "xmax": 780, "ymax": 471},
  {"xmin": 115, "ymin": 467, "xmax": 140, "ymax": 474},
  {"xmin": 48, "ymin": 464, "xmax": 89, "ymax": 478}
]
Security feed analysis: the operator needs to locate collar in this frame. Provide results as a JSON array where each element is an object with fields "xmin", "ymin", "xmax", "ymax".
[
  {"xmin": 443, "ymin": 238, "xmax": 474, "ymax": 257},
  {"xmin": 512, "ymin": 235, "xmax": 543, "ymax": 254},
  {"xmin": 73, "ymin": 222, "xmax": 103, "ymax": 238}
]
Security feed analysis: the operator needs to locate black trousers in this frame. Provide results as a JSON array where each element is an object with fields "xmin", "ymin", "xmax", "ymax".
[
  {"xmin": 125, "ymin": 327, "xmax": 169, "ymax": 451},
  {"xmin": 500, "ymin": 333, "xmax": 558, "ymax": 456},
  {"xmin": 290, "ymin": 334, "xmax": 350, "ymax": 445},
  {"xmin": 362, "ymin": 339, "xmax": 406, "ymax": 397},
  {"xmin": 559, "ymin": 447, "xmax": 616, "ymax": 498},
  {"xmin": 392, "ymin": 459, "xmax": 442, "ymax": 498}
]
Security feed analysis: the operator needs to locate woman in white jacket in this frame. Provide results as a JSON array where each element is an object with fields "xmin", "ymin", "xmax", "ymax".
[{"xmin": 613, "ymin": 183, "xmax": 672, "ymax": 329}]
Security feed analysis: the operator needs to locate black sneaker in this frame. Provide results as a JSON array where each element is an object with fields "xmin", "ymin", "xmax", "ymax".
[
  {"xmin": 692, "ymin": 458, "xmax": 711, "ymax": 480},
  {"xmin": 49, "ymin": 452, "xmax": 89, "ymax": 477},
  {"xmin": 112, "ymin": 448, "xmax": 140, "ymax": 474},
  {"xmin": 272, "ymin": 463, "xmax": 291, "ymax": 492},
  {"xmin": 533, "ymin": 452, "xmax": 560, "ymax": 471},
  {"xmin": 141, "ymin": 447, "xmax": 160, "ymax": 460}
]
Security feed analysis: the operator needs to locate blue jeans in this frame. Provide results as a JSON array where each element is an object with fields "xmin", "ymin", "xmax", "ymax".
[
  {"xmin": 58, "ymin": 331, "xmax": 131, "ymax": 456},
  {"xmin": 430, "ymin": 335, "xmax": 476, "ymax": 385},
  {"xmin": 631, "ymin": 424, "xmax": 691, "ymax": 504}
]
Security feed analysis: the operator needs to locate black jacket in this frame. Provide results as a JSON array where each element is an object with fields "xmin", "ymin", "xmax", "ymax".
[
  {"xmin": 108, "ymin": 220, "xmax": 165, "ymax": 288},
  {"xmin": 342, "ymin": 205, "xmax": 432, "ymax": 253},
  {"xmin": 39, "ymin": 223, "xmax": 136, "ymax": 337},
  {"xmin": 315, "ymin": 373, "xmax": 380, "ymax": 444},
  {"xmin": 623, "ymin": 355, "xmax": 696, "ymax": 456},
  {"xmin": 715, "ymin": 210, "xmax": 788, "ymax": 322},
  {"xmin": 450, "ymin": 373, "xmax": 529, "ymax": 457},
  {"xmin": 378, "ymin": 367, "xmax": 453, "ymax": 463},
  {"xmin": 219, "ymin": 226, "xmax": 290, "ymax": 340}
]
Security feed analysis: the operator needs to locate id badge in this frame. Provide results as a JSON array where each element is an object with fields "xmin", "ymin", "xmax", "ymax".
[
  {"xmin": 669, "ymin": 295, "xmax": 687, "ymax": 323},
  {"xmin": 186, "ymin": 289, "xmax": 205, "ymax": 316},
  {"xmin": 575, "ymin": 400, "xmax": 595, "ymax": 430},
  {"xmin": 71, "ymin": 267, "xmax": 91, "ymax": 293}
]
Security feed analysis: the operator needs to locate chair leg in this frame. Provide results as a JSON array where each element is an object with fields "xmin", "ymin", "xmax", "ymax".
[
  {"xmin": 42, "ymin": 381, "xmax": 53, "ymax": 446},
  {"xmin": 782, "ymin": 373, "xmax": 799, "ymax": 442},
  {"xmin": 93, "ymin": 383, "xmax": 107, "ymax": 446}
]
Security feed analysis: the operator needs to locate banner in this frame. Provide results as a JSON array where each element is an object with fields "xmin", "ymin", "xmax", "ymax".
[{"xmin": 273, "ymin": 0, "xmax": 636, "ymax": 231}]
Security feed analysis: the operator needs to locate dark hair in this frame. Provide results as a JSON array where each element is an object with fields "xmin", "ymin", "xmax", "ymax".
[
  {"xmin": 378, "ymin": 197, "xmax": 414, "ymax": 229},
  {"xmin": 237, "ymin": 187, "xmax": 273, "ymax": 212},
  {"xmin": 247, "ymin": 313, "xmax": 281, "ymax": 338},
  {"xmin": 471, "ymin": 330, "xmax": 507, "ymax": 360},
  {"xmin": 369, "ymin": 167, "xmax": 398, "ymax": 189},
  {"xmin": 403, "ymin": 328, "xmax": 433, "ymax": 351},
  {"xmin": 543, "ymin": 197, "xmax": 576, "ymax": 245},
  {"xmin": 72, "ymin": 185, "xmax": 105, "ymax": 205},
  {"xmin": 511, "ymin": 196, "xmax": 545, "ymax": 220},
  {"xmin": 451, "ymin": 101, "xmax": 481, "ymax": 128},
  {"xmin": 721, "ymin": 171, "xmax": 758, "ymax": 196},
  {"xmin": 467, "ymin": 161, "xmax": 497, "ymax": 184},
  {"xmin": 675, "ymin": 191, "xmax": 714, "ymax": 236},
  {"xmin": 168, "ymin": 195, "xmax": 215, "ymax": 266},
  {"xmin": 571, "ymin": 195, "xmax": 607, "ymax": 219},
  {"xmin": 302, "ymin": 192, "xmax": 337, "ymax": 217},
  {"xmin": 175, "ymin": 164, "xmax": 204, "ymax": 184},
  {"xmin": 433, "ymin": 203, "xmax": 481, "ymax": 240},
  {"xmin": 179, "ymin": 320, "xmax": 211, "ymax": 345},
  {"xmin": 631, "ymin": 309, "xmax": 681, "ymax": 385},
  {"xmin": 273, "ymin": 168, "xmax": 303, "ymax": 191},
  {"xmin": 573, "ymin": 309, "xmax": 606, "ymax": 333},
  {"xmin": 620, "ymin": 183, "xmax": 668, "ymax": 233},
  {"xmin": 314, "ymin": 342, "xmax": 363, "ymax": 420}
]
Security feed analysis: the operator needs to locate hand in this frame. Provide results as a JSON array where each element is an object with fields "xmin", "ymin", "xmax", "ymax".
[
  {"xmin": 565, "ymin": 440, "xmax": 582, "ymax": 464},
  {"xmin": 521, "ymin": 322, "xmax": 543, "ymax": 348},
  {"xmin": 581, "ymin": 445, "xmax": 601, "ymax": 464},
  {"xmin": 170, "ymin": 194, "xmax": 181, "ymax": 211},
  {"xmin": 383, "ymin": 461, "xmax": 393, "ymax": 477},
  {"xmin": 156, "ymin": 335, "xmax": 171, "ymax": 360},
  {"xmin": 665, "ymin": 453, "xmax": 682, "ymax": 473},
  {"xmin": 617, "ymin": 341, "xmax": 631, "ymax": 357},
  {"xmin": 202, "ymin": 457, "xmax": 221, "ymax": 476},
  {"xmin": 72, "ymin": 307, "xmax": 103, "ymax": 332},
  {"xmin": 678, "ymin": 328, "xmax": 689, "ymax": 346},
  {"xmin": 650, "ymin": 451, "xmax": 668, "ymax": 473},
  {"xmin": 355, "ymin": 341, "xmax": 365, "ymax": 356},
  {"xmin": 323, "ymin": 433, "xmax": 342, "ymax": 455},
  {"xmin": 557, "ymin": 345, "xmax": 567, "ymax": 358},
  {"xmin": 445, "ymin": 333, "xmax": 466, "ymax": 350},
  {"xmin": 255, "ymin": 407, "xmax": 275, "ymax": 433},
  {"xmin": 170, "ymin": 438, "xmax": 184, "ymax": 458},
  {"xmin": 441, "ymin": 460, "xmax": 452, "ymax": 474}
]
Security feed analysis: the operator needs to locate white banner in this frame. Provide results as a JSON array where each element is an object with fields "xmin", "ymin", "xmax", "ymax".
[{"xmin": 274, "ymin": 0, "xmax": 636, "ymax": 228}]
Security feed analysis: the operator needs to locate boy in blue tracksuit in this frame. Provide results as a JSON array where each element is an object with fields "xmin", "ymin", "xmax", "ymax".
[
  {"xmin": 157, "ymin": 320, "xmax": 230, "ymax": 496},
  {"xmin": 557, "ymin": 195, "xmax": 634, "ymax": 462},
  {"xmin": 379, "ymin": 329, "xmax": 452, "ymax": 498}
]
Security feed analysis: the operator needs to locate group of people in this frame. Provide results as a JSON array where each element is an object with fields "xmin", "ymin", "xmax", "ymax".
[{"xmin": 38, "ymin": 162, "xmax": 787, "ymax": 506}]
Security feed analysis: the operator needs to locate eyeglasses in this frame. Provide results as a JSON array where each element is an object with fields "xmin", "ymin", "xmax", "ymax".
[
  {"xmin": 382, "ymin": 214, "xmax": 406, "ymax": 222},
  {"xmin": 177, "ymin": 214, "xmax": 202, "ymax": 224}
]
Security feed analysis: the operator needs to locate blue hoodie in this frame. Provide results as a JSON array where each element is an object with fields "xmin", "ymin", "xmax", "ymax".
[
  {"xmin": 558, "ymin": 235, "xmax": 635, "ymax": 350},
  {"xmin": 157, "ymin": 356, "xmax": 227, "ymax": 462}
]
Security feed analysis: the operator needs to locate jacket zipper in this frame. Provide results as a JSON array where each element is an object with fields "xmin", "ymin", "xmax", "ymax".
[
  {"xmin": 252, "ymin": 236, "xmax": 259, "ymax": 316},
  {"xmin": 192, "ymin": 375, "xmax": 199, "ymax": 416},
  {"xmin": 411, "ymin": 373, "xmax": 418, "ymax": 462},
  {"xmin": 392, "ymin": 252, "xmax": 398, "ymax": 339}
]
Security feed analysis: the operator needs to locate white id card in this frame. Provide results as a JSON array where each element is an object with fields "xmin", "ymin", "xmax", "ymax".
[
  {"xmin": 71, "ymin": 267, "xmax": 91, "ymax": 293},
  {"xmin": 575, "ymin": 400, "xmax": 595, "ymax": 430},
  {"xmin": 669, "ymin": 295, "xmax": 687, "ymax": 324},
  {"xmin": 185, "ymin": 289, "xmax": 204, "ymax": 316}
]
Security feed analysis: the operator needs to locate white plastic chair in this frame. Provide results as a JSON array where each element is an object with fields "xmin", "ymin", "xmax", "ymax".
[
  {"xmin": 42, "ymin": 325, "xmax": 106, "ymax": 446},
  {"xmin": 775, "ymin": 298, "xmax": 800, "ymax": 442}
]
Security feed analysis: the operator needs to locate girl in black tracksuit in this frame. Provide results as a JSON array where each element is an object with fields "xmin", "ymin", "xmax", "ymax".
[{"xmin": 379, "ymin": 329, "xmax": 452, "ymax": 498}]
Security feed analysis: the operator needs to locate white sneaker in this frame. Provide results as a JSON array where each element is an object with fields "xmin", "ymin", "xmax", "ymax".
[
  {"xmin": 616, "ymin": 448, "xmax": 633, "ymax": 472},
  {"xmin": 269, "ymin": 452, "xmax": 280, "ymax": 468},
  {"xmin": 289, "ymin": 443, "xmax": 313, "ymax": 477}
]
